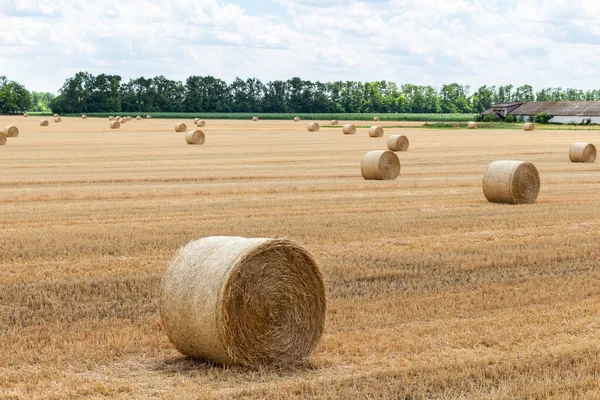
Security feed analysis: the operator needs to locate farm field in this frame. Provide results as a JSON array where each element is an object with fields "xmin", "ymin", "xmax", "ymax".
[{"xmin": 1, "ymin": 116, "xmax": 600, "ymax": 399}]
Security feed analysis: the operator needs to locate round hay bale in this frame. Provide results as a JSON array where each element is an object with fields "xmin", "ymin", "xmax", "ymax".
[
  {"xmin": 40, "ymin": 119, "xmax": 49, "ymax": 127},
  {"xmin": 109, "ymin": 116, "xmax": 115, "ymax": 121},
  {"xmin": 483, "ymin": 160, "xmax": 540, "ymax": 204},
  {"xmin": 294, "ymin": 117, "xmax": 300, "ymax": 122},
  {"xmin": 3, "ymin": 125, "xmax": 19, "ymax": 138},
  {"xmin": 373, "ymin": 116, "xmax": 380, "ymax": 122},
  {"xmin": 186, "ymin": 130, "xmax": 206, "ymax": 145},
  {"xmin": 307, "ymin": 122, "xmax": 320, "ymax": 132},
  {"xmin": 23, "ymin": 113, "xmax": 28, "ymax": 118},
  {"xmin": 331, "ymin": 120, "xmax": 338, "ymax": 126},
  {"xmin": 193, "ymin": 118, "xmax": 200, "ymax": 124},
  {"xmin": 136, "ymin": 116, "xmax": 142, "ymax": 120},
  {"xmin": 361, "ymin": 150, "xmax": 400, "ymax": 180},
  {"xmin": 53, "ymin": 114, "xmax": 59, "ymax": 118},
  {"xmin": 160, "ymin": 236, "xmax": 327, "ymax": 367},
  {"xmin": 342, "ymin": 124, "xmax": 356, "ymax": 135},
  {"xmin": 0, "ymin": 132, "xmax": 6, "ymax": 146},
  {"xmin": 110, "ymin": 121, "xmax": 120, "ymax": 129},
  {"xmin": 147, "ymin": 115, "xmax": 152, "ymax": 119},
  {"xmin": 120, "ymin": 118, "xmax": 127, "ymax": 124},
  {"xmin": 196, "ymin": 120, "xmax": 206, "ymax": 128},
  {"xmin": 524, "ymin": 123, "xmax": 536, "ymax": 131},
  {"xmin": 54, "ymin": 117, "xmax": 62, "ymax": 123},
  {"xmin": 387, "ymin": 135, "xmax": 409, "ymax": 152},
  {"xmin": 468, "ymin": 121, "xmax": 477, "ymax": 129},
  {"xmin": 569, "ymin": 142, "xmax": 597, "ymax": 163},
  {"xmin": 174, "ymin": 123, "xmax": 187, "ymax": 133},
  {"xmin": 368, "ymin": 126, "xmax": 384, "ymax": 138},
  {"xmin": 82, "ymin": 115, "xmax": 88, "ymax": 119},
  {"xmin": 252, "ymin": 116, "xmax": 259, "ymax": 121}
]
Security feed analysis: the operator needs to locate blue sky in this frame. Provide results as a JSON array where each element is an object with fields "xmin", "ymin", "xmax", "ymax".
[{"xmin": 1, "ymin": 0, "xmax": 600, "ymax": 93}]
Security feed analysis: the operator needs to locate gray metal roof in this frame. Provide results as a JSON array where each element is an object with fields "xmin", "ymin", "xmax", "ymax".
[{"xmin": 510, "ymin": 101, "xmax": 600, "ymax": 116}]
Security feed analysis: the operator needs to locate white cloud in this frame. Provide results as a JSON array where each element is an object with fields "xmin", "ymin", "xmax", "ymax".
[{"xmin": 1, "ymin": 0, "xmax": 600, "ymax": 93}]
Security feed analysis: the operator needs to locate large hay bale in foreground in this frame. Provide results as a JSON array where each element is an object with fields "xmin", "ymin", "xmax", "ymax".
[
  {"xmin": 160, "ymin": 236, "xmax": 327, "ymax": 367},
  {"xmin": 0, "ymin": 132, "xmax": 6, "ymax": 146},
  {"xmin": 174, "ymin": 123, "xmax": 187, "ymax": 132},
  {"xmin": 40, "ymin": 119, "xmax": 49, "ymax": 127},
  {"xmin": 3, "ymin": 125, "xmax": 19, "ymax": 137},
  {"xmin": 294, "ymin": 117, "xmax": 300, "ymax": 122},
  {"xmin": 110, "ymin": 121, "xmax": 120, "ymax": 129},
  {"xmin": 342, "ymin": 124, "xmax": 356, "ymax": 135},
  {"xmin": 524, "ymin": 123, "xmax": 535, "ymax": 131},
  {"xmin": 54, "ymin": 117, "xmax": 62, "ymax": 123},
  {"xmin": 186, "ymin": 130, "xmax": 205, "ymax": 145},
  {"xmin": 252, "ymin": 116, "xmax": 259, "ymax": 121},
  {"xmin": 307, "ymin": 122, "xmax": 320, "ymax": 132},
  {"xmin": 368, "ymin": 126, "xmax": 384, "ymax": 138},
  {"xmin": 468, "ymin": 121, "xmax": 477, "ymax": 129},
  {"xmin": 331, "ymin": 120, "xmax": 338, "ymax": 126},
  {"xmin": 387, "ymin": 135, "xmax": 409, "ymax": 151},
  {"xmin": 483, "ymin": 160, "xmax": 540, "ymax": 204},
  {"xmin": 82, "ymin": 115, "xmax": 88, "ymax": 119},
  {"xmin": 196, "ymin": 120, "xmax": 206, "ymax": 128},
  {"xmin": 361, "ymin": 150, "xmax": 400, "ymax": 180},
  {"xmin": 569, "ymin": 142, "xmax": 596, "ymax": 163}
]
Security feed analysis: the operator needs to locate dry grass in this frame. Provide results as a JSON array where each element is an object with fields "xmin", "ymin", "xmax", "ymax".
[{"xmin": 1, "ymin": 116, "xmax": 600, "ymax": 399}]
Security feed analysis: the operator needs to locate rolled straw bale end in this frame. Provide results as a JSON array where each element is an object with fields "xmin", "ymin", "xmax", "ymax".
[
  {"xmin": 368, "ymin": 126, "xmax": 384, "ymax": 138},
  {"xmin": 468, "ymin": 122, "xmax": 477, "ymax": 129},
  {"xmin": 307, "ymin": 122, "xmax": 320, "ymax": 132},
  {"xmin": 361, "ymin": 150, "xmax": 400, "ymax": 180},
  {"xmin": 524, "ymin": 123, "xmax": 536, "ymax": 131},
  {"xmin": 3, "ymin": 125, "xmax": 19, "ymax": 137},
  {"xmin": 82, "ymin": 115, "xmax": 88, "ymax": 119},
  {"xmin": 53, "ymin": 114, "xmax": 59, "ymax": 118},
  {"xmin": 387, "ymin": 135, "xmax": 409, "ymax": 152},
  {"xmin": 23, "ymin": 113, "xmax": 28, "ymax": 118},
  {"xmin": 342, "ymin": 124, "xmax": 356, "ymax": 135},
  {"xmin": 0, "ymin": 132, "xmax": 6, "ymax": 146},
  {"xmin": 40, "ymin": 119, "xmax": 49, "ymax": 127},
  {"xmin": 483, "ymin": 160, "xmax": 540, "ymax": 204},
  {"xmin": 136, "ymin": 116, "xmax": 142, "ymax": 120},
  {"xmin": 147, "ymin": 115, "xmax": 152, "ymax": 119},
  {"xmin": 110, "ymin": 121, "xmax": 120, "ymax": 129},
  {"xmin": 373, "ymin": 116, "xmax": 380, "ymax": 121},
  {"xmin": 196, "ymin": 120, "xmax": 206, "ymax": 128},
  {"xmin": 174, "ymin": 123, "xmax": 187, "ymax": 133},
  {"xmin": 120, "ymin": 118, "xmax": 127, "ymax": 124},
  {"xmin": 193, "ymin": 118, "xmax": 200, "ymax": 124},
  {"xmin": 252, "ymin": 117, "xmax": 259, "ymax": 121},
  {"xmin": 109, "ymin": 116, "xmax": 115, "ymax": 121},
  {"xmin": 186, "ymin": 130, "xmax": 205, "ymax": 145},
  {"xmin": 54, "ymin": 117, "xmax": 62, "ymax": 123},
  {"xmin": 294, "ymin": 117, "xmax": 300, "ymax": 122},
  {"xmin": 569, "ymin": 142, "xmax": 597, "ymax": 163},
  {"xmin": 331, "ymin": 120, "xmax": 338, "ymax": 126},
  {"xmin": 160, "ymin": 236, "xmax": 327, "ymax": 367}
]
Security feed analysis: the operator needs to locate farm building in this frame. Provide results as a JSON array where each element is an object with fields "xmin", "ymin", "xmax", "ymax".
[{"xmin": 482, "ymin": 101, "xmax": 600, "ymax": 123}]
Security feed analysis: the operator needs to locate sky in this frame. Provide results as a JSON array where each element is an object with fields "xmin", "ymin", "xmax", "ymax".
[{"xmin": 1, "ymin": 0, "xmax": 600, "ymax": 94}]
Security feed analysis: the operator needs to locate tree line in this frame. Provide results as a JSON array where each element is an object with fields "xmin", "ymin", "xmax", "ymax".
[{"xmin": 4, "ymin": 72, "xmax": 600, "ymax": 114}]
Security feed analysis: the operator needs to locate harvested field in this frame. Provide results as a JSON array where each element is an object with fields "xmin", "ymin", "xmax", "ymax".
[{"xmin": 1, "ymin": 116, "xmax": 600, "ymax": 398}]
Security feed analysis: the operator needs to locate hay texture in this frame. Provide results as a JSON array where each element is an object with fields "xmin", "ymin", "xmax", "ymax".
[
  {"xmin": 82, "ymin": 115, "xmax": 88, "ymax": 119},
  {"xmin": 196, "ymin": 120, "xmax": 206, "ymax": 128},
  {"xmin": 137, "ymin": 116, "xmax": 142, "ymax": 120},
  {"xmin": 331, "ymin": 120, "xmax": 339, "ymax": 126},
  {"xmin": 160, "ymin": 236, "xmax": 327, "ymax": 367},
  {"xmin": 387, "ymin": 135, "xmax": 409, "ymax": 152},
  {"xmin": 147, "ymin": 115, "xmax": 152, "ymax": 119},
  {"xmin": 109, "ymin": 116, "xmax": 115, "ymax": 121},
  {"xmin": 174, "ymin": 123, "xmax": 187, "ymax": 133},
  {"xmin": 294, "ymin": 117, "xmax": 300, "ymax": 122},
  {"xmin": 361, "ymin": 150, "xmax": 400, "ymax": 180},
  {"xmin": 524, "ymin": 123, "xmax": 536, "ymax": 131},
  {"xmin": 3, "ymin": 125, "xmax": 19, "ymax": 138},
  {"xmin": 368, "ymin": 126, "xmax": 384, "ymax": 138},
  {"xmin": 186, "ymin": 130, "xmax": 205, "ymax": 145},
  {"xmin": 23, "ymin": 113, "xmax": 28, "ymax": 118},
  {"xmin": 373, "ymin": 116, "xmax": 380, "ymax": 122},
  {"xmin": 342, "ymin": 124, "xmax": 356, "ymax": 135},
  {"xmin": 53, "ymin": 114, "xmax": 59, "ymax": 118},
  {"xmin": 468, "ymin": 122, "xmax": 477, "ymax": 129},
  {"xmin": 569, "ymin": 142, "xmax": 597, "ymax": 163},
  {"xmin": 110, "ymin": 121, "xmax": 120, "ymax": 129},
  {"xmin": 252, "ymin": 117, "xmax": 259, "ymax": 121},
  {"xmin": 0, "ymin": 132, "xmax": 6, "ymax": 146},
  {"xmin": 483, "ymin": 160, "xmax": 540, "ymax": 204},
  {"xmin": 307, "ymin": 122, "xmax": 320, "ymax": 132},
  {"xmin": 54, "ymin": 117, "xmax": 62, "ymax": 123},
  {"xmin": 40, "ymin": 119, "xmax": 49, "ymax": 127},
  {"xmin": 120, "ymin": 118, "xmax": 127, "ymax": 125}
]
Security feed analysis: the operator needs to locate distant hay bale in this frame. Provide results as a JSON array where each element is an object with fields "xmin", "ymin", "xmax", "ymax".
[
  {"xmin": 186, "ymin": 130, "xmax": 206, "ymax": 145},
  {"xmin": 569, "ymin": 142, "xmax": 597, "ymax": 163},
  {"xmin": 342, "ymin": 124, "xmax": 356, "ymax": 135},
  {"xmin": 387, "ymin": 135, "xmax": 409, "ymax": 151},
  {"xmin": 82, "ymin": 115, "xmax": 88, "ymax": 119},
  {"xmin": 136, "ymin": 116, "xmax": 142, "ymax": 120},
  {"xmin": 468, "ymin": 121, "xmax": 477, "ymax": 129},
  {"xmin": 53, "ymin": 114, "xmax": 59, "ymax": 118},
  {"xmin": 193, "ymin": 118, "xmax": 200, "ymax": 124},
  {"xmin": 3, "ymin": 125, "xmax": 19, "ymax": 138},
  {"xmin": 120, "ymin": 118, "xmax": 127, "ymax": 124},
  {"xmin": 331, "ymin": 120, "xmax": 338, "ymax": 126},
  {"xmin": 174, "ymin": 123, "xmax": 187, "ymax": 132},
  {"xmin": 373, "ymin": 116, "xmax": 380, "ymax": 122},
  {"xmin": 147, "ymin": 115, "xmax": 152, "ymax": 119},
  {"xmin": 23, "ymin": 113, "xmax": 28, "ymax": 118},
  {"xmin": 252, "ymin": 116, "xmax": 259, "ymax": 121},
  {"xmin": 196, "ymin": 120, "xmax": 206, "ymax": 128},
  {"xmin": 110, "ymin": 121, "xmax": 120, "ymax": 129},
  {"xmin": 368, "ymin": 126, "xmax": 384, "ymax": 138},
  {"xmin": 0, "ymin": 132, "xmax": 6, "ymax": 146},
  {"xmin": 483, "ymin": 160, "xmax": 540, "ymax": 204},
  {"xmin": 307, "ymin": 122, "xmax": 320, "ymax": 132},
  {"xmin": 54, "ymin": 117, "xmax": 62, "ymax": 123},
  {"xmin": 160, "ymin": 236, "xmax": 327, "ymax": 367},
  {"xmin": 524, "ymin": 123, "xmax": 536, "ymax": 131},
  {"xmin": 361, "ymin": 150, "xmax": 400, "ymax": 180},
  {"xmin": 40, "ymin": 119, "xmax": 49, "ymax": 127},
  {"xmin": 109, "ymin": 116, "xmax": 115, "ymax": 121},
  {"xmin": 294, "ymin": 117, "xmax": 300, "ymax": 122}
]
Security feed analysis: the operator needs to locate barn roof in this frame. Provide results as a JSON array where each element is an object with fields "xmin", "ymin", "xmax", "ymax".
[{"xmin": 510, "ymin": 101, "xmax": 600, "ymax": 116}]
